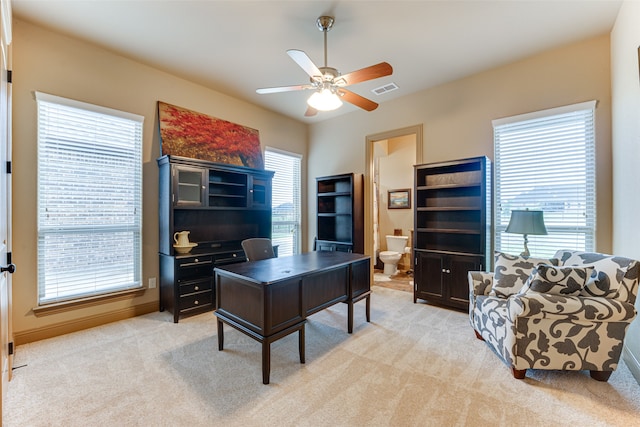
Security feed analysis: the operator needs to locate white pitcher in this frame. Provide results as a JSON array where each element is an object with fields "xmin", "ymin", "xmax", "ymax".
[{"xmin": 174, "ymin": 231, "xmax": 191, "ymax": 246}]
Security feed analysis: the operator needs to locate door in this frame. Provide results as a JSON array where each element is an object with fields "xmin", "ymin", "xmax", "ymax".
[
  {"xmin": 414, "ymin": 251, "xmax": 444, "ymax": 301},
  {"xmin": 447, "ymin": 254, "xmax": 483, "ymax": 306},
  {"xmin": 0, "ymin": 0, "xmax": 12, "ymax": 421}
]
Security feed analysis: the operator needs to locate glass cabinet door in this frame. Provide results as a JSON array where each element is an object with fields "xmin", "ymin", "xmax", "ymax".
[
  {"xmin": 173, "ymin": 165, "xmax": 206, "ymax": 206},
  {"xmin": 249, "ymin": 176, "xmax": 270, "ymax": 209}
]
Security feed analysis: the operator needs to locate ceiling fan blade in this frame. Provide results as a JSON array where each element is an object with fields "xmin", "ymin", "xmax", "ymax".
[
  {"xmin": 340, "ymin": 62, "xmax": 393, "ymax": 85},
  {"xmin": 256, "ymin": 84, "xmax": 314, "ymax": 94},
  {"xmin": 287, "ymin": 49, "xmax": 322, "ymax": 78},
  {"xmin": 338, "ymin": 89, "xmax": 379, "ymax": 112},
  {"xmin": 304, "ymin": 106, "xmax": 318, "ymax": 117}
]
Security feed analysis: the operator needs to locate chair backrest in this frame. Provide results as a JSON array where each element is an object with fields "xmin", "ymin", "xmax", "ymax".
[
  {"xmin": 554, "ymin": 250, "xmax": 640, "ymax": 304},
  {"xmin": 241, "ymin": 238, "xmax": 275, "ymax": 261}
]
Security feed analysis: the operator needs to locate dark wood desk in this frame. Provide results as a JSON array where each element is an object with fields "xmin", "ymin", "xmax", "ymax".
[{"xmin": 214, "ymin": 251, "xmax": 371, "ymax": 384}]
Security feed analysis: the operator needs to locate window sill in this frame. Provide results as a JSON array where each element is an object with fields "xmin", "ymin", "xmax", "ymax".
[{"xmin": 32, "ymin": 287, "xmax": 147, "ymax": 317}]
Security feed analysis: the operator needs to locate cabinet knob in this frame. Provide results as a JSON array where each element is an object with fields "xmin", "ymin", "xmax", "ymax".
[
  {"xmin": 441, "ymin": 268, "xmax": 446, "ymax": 273},
  {"xmin": 445, "ymin": 269, "xmax": 451, "ymax": 274},
  {"xmin": 232, "ymin": 253, "xmax": 237, "ymax": 257},
  {"xmin": 194, "ymin": 258, "xmax": 199, "ymax": 263},
  {"xmin": 194, "ymin": 286, "xmax": 199, "ymax": 291},
  {"xmin": 194, "ymin": 300, "xmax": 199, "ymax": 305}
]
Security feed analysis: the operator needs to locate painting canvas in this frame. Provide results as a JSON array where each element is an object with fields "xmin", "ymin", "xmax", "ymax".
[
  {"xmin": 158, "ymin": 101, "xmax": 264, "ymax": 169},
  {"xmin": 388, "ymin": 189, "xmax": 411, "ymax": 209}
]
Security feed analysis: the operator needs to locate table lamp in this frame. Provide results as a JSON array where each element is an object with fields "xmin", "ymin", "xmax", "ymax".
[{"xmin": 505, "ymin": 209, "xmax": 547, "ymax": 257}]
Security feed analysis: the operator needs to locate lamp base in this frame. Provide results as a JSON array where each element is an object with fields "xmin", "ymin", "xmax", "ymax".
[{"xmin": 520, "ymin": 235, "xmax": 530, "ymax": 258}]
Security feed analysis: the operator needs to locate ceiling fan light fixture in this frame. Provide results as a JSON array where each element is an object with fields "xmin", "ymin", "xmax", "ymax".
[{"xmin": 307, "ymin": 88, "xmax": 342, "ymax": 111}]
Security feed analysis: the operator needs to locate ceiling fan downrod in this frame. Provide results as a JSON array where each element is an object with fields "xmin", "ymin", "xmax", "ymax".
[{"xmin": 316, "ymin": 16, "xmax": 334, "ymax": 69}]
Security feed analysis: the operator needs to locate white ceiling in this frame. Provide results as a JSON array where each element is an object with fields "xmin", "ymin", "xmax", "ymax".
[{"xmin": 12, "ymin": 0, "xmax": 622, "ymax": 123}]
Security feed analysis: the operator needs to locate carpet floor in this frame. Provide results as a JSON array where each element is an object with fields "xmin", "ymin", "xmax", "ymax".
[{"xmin": 5, "ymin": 286, "xmax": 640, "ymax": 426}]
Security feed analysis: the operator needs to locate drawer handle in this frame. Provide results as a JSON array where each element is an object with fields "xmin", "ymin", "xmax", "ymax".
[
  {"xmin": 232, "ymin": 253, "xmax": 237, "ymax": 257},
  {"xmin": 194, "ymin": 258, "xmax": 199, "ymax": 263},
  {"xmin": 194, "ymin": 286, "xmax": 199, "ymax": 291},
  {"xmin": 194, "ymin": 300, "xmax": 199, "ymax": 305}
]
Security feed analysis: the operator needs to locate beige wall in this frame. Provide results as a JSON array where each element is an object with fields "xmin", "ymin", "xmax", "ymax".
[
  {"xmin": 308, "ymin": 35, "xmax": 613, "ymax": 260},
  {"xmin": 11, "ymin": 19, "xmax": 308, "ymax": 341},
  {"xmin": 610, "ymin": 0, "xmax": 640, "ymax": 382}
]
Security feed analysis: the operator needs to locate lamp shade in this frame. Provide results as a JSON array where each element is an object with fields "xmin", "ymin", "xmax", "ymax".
[
  {"xmin": 505, "ymin": 210, "xmax": 547, "ymax": 235},
  {"xmin": 307, "ymin": 89, "xmax": 343, "ymax": 111}
]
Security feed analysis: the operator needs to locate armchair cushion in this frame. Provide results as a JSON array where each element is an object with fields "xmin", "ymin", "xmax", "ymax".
[
  {"xmin": 490, "ymin": 252, "xmax": 559, "ymax": 298},
  {"xmin": 554, "ymin": 250, "xmax": 640, "ymax": 303},
  {"xmin": 518, "ymin": 265, "xmax": 594, "ymax": 296}
]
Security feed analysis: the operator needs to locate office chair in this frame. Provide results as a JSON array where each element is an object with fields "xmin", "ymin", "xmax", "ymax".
[{"xmin": 241, "ymin": 238, "xmax": 276, "ymax": 261}]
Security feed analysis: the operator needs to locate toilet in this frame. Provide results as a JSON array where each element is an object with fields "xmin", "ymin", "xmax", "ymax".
[{"xmin": 379, "ymin": 235, "xmax": 410, "ymax": 276}]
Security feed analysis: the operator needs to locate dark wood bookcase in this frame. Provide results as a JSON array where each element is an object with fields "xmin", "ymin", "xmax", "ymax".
[
  {"xmin": 413, "ymin": 156, "xmax": 491, "ymax": 309},
  {"xmin": 158, "ymin": 155, "xmax": 274, "ymax": 322},
  {"xmin": 315, "ymin": 173, "xmax": 364, "ymax": 254}
]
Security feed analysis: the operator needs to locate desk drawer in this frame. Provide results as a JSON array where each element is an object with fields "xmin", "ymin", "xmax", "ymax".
[
  {"xmin": 179, "ymin": 289, "xmax": 213, "ymax": 312},
  {"xmin": 177, "ymin": 256, "xmax": 213, "ymax": 281},
  {"xmin": 179, "ymin": 278, "xmax": 213, "ymax": 296},
  {"xmin": 214, "ymin": 250, "xmax": 246, "ymax": 266}
]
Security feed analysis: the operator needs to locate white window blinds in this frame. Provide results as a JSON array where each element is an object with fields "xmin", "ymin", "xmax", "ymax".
[
  {"xmin": 493, "ymin": 101, "xmax": 596, "ymax": 258},
  {"xmin": 36, "ymin": 92, "xmax": 143, "ymax": 304},
  {"xmin": 264, "ymin": 147, "xmax": 302, "ymax": 256}
]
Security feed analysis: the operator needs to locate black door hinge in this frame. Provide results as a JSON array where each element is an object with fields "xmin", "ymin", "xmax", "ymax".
[
  {"xmin": 6, "ymin": 161, "xmax": 11, "ymax": 174},
  {"xmin": 7, "ymin": 70, "xmax": 11, "ymax": 84},
  {"xmin": 8, "ymin": 341, "xmax": 13, "ymax": 355}
]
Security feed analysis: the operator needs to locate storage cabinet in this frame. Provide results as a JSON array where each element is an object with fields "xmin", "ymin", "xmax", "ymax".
[
  {"xmin": 158, "ymin": 155, "xmax": 274, "ymax": 322},
  {"xmin": 315, "ymin": 173, "xmax": 364, "ymax": 254},
  {"xmin": 413, "ymin": 157, "xmax": 490, "ymax": 309}
]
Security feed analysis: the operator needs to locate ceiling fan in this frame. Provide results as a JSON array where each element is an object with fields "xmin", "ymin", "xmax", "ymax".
[{"xmin": 256, "ymin": 16, "xmax": 393, "ymax": 117}]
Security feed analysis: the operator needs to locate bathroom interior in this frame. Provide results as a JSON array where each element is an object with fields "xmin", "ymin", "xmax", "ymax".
[{"xmin": 373, "ymin": 134, "xmax": 416, "ymax": 289}]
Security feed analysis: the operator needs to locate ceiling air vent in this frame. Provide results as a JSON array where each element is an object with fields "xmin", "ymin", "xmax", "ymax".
[{"xmin": 372, "ymin": 82, "xmax": 399, "ymax": 96}]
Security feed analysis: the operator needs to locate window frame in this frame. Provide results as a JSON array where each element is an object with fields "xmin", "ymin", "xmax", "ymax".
[
  {"xmin": 264, "ymin": 147, "xmax": 302, "ymax": 257},
  {"xmin": 493, "ymin": 100, "xmax": 597, "ymax": 258},
  {"xmin": 35, "ymin": 92, "xmax": 144, "ymax": 306}
]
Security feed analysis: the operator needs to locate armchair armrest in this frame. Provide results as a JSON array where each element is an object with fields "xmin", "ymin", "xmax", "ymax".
[
  {"xmin": 508, "ymin": 293, "xmax": 637, "ymax": 323},
  {"xmin": 468, "ymin": 271, "xmax": 494, "ymax": 297}
]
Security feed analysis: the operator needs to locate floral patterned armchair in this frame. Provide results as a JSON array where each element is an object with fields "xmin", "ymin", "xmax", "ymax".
[{"xmin": 468, "ymin": 250, "xmax": 639, "ymax": 381}]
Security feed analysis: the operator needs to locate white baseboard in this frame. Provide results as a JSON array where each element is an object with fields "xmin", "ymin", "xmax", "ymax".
[{"xmin": 622, "ymin": 345, "xmax": 640, "ymax": 385}]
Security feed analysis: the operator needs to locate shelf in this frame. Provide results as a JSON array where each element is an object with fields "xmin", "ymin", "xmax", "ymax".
[
  {"xmin": 209, "ymin": 181, "xmax": 245, "ymax": 187},
  {"xmin": 416, "ymin": 228, "xmax": 481, "ymax": 235},
  {"xmin": 416, "ymin": 207, "xmax": 480, "ymax": 211},
  {"xmin": 417, "ymin": 183, "xmax": 480, "ymax": 191},
  {"xmin": 414, "ymin": 248, "xmax": 485, "ymax": 257},
  {"xmin": 318, "ymin": 212, "xmax": 351, "ymax": 216},
  {"xmin": 209, "ymin": 194, "xmax": 246, "ymax": 199},
  {"xmin": 318, "ymin": 191, "xmax": 352, "ymax": 197}
]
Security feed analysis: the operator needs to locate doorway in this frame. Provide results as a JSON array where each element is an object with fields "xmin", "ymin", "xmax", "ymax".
[{"xmin": 365, "ymin": 125, "xmax": 423, "ymax": 291}]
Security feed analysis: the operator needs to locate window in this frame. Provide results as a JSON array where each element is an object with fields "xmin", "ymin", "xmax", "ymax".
[
  {"xmin": 36, "ymin": 92, "xmax": 143, "ymax": 304},
  {"xmin": 493, "ymin": 101, "xmax": 596, "ymax": 258},
  {"xmin": 264, "ymin": 147, "xmax": 301, "ymax": 256}
]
